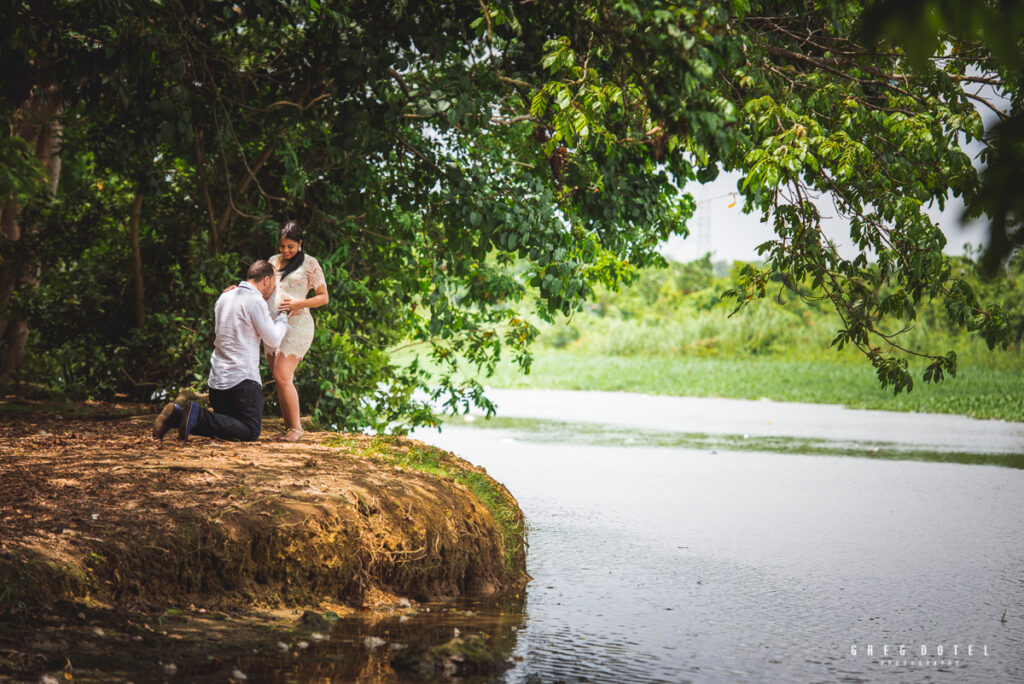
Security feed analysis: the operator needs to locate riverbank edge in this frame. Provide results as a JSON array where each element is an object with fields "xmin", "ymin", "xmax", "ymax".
[
  {"xmin": 0, "ymin": 402, "xmax": 528, "ymax": 615},
  {"xmin": 416, "ymin": 351, "xmax": 1024, "ymax": 422}
]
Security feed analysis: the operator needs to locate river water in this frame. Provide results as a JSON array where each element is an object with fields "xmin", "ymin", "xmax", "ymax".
[{"xmin": 406, "ymin": 389, "xmax": 1024, "ymax": 683}]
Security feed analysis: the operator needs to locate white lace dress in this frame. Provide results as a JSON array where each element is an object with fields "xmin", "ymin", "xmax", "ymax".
[{"xmin": 265, "ymin": 253, "xmax": 326, "ymax": 359}]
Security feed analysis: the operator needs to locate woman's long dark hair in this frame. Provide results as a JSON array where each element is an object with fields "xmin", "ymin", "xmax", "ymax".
[{"xmin": 277, "ymin": 221, "xmax": 305, "ymax": 280}]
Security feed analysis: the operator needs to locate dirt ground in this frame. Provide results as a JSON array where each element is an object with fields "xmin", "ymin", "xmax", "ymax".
[{"xmin": 0, "ymin": 398, "xmax": 527, "ymax": 681}]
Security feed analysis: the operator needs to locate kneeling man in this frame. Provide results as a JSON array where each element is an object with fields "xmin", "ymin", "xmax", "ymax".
[{"xmin": 153, "ymin": 260, "xmax": 290, "ymax": 441}]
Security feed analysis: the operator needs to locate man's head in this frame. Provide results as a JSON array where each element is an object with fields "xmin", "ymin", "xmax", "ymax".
[{"xmin": 247, "ymin": 260, "xmax": 276, "ymax": 299}]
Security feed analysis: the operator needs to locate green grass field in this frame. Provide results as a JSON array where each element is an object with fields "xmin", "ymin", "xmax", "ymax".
[
  {"xmin": 408, "ymin": 257, "xmax": 1024, "ymax": 422},
  {"xmin": 466, "ymin": 351, "xmax": 1024, "ymax": 422}
]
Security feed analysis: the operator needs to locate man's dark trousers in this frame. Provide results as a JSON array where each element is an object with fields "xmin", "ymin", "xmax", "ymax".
[{"xmin": 191, "ymin": 379, "xmax": 263, "ymax": 441}]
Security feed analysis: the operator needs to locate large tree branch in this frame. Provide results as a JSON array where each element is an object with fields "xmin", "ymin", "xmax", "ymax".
[
  {"xmin": 214, "ymin": 144, "xmax": 276, "ymax": 251},
  {"xmin": 392, "ymin": 131, "xmax": 446, "ymax": 177},
  {"xmin": 261, "ymin": 82, "xmax": 335, "ymax": 112}
]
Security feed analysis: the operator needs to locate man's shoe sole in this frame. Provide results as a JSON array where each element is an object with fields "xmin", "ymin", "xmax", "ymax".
[{"xmin": 152, "ymin": 403, "xmax": 178, "ymax": 440}]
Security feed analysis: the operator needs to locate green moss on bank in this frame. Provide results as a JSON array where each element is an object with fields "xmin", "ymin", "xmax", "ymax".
[{"xmin": 323, "ymin": 435, "xmax": 527, "ymax": 577}]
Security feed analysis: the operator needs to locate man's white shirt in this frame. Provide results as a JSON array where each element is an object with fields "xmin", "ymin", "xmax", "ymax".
[{"xmin": 208, "ymin": 281, "xmax": 289, "ymax": 390}]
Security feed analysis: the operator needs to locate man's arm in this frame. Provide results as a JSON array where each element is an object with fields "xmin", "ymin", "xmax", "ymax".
[{"xmin": 248, "ymin": 297, "xmax": 290, "ymax": 348}]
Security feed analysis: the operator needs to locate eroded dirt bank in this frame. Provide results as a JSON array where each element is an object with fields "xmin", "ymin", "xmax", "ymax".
[{"xmin": 0, "ymin": 402, "xmax": 528, "ymax": 680}]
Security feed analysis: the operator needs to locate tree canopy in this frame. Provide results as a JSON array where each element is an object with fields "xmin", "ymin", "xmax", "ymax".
[{"xmin": 2, "ymin": 0, "xmax": 1021, "ymax": 430}]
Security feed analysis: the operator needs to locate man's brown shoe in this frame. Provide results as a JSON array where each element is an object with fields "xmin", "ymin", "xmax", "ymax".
[{"xmin": 152, "ymin": 402, "xmax": 181, "ymax": 440}]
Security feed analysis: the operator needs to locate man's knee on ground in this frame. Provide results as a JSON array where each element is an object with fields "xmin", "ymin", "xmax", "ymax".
[{"xmin": 239, "ymin": 424, "xmax": 261, "ymax": 441}]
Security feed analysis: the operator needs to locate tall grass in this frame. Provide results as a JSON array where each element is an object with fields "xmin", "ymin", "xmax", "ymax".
[{"xmin": 537, "ymin": 256, "xmax": 1023, "ymax": 369}]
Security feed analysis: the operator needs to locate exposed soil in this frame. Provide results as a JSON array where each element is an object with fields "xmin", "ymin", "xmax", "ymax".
[{"xmin": 0, "ymin": 398, "xmax": 528, "ymax": 681}]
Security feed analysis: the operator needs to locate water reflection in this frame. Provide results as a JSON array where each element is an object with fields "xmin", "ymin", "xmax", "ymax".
[{"xmin": 180, "ymin": 595, "xmax": 526, "ymax": 683}]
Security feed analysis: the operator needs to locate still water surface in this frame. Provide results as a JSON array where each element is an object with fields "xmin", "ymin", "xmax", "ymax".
[{"xmin": 404, "ymin": 390, "xmax": 1024, "ymax": 683}]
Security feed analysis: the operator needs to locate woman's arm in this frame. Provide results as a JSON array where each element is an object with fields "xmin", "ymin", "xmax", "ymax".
[{"xmin": 303, "ymin": 283, "xmax": 329, "ymax": 309}]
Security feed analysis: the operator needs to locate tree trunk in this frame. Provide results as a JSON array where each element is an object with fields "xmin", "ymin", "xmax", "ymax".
[
  {"xmin": 129, "ymin": 193, "xmax": 145, "ymax": 328},
  {"xmin": 0, "ymin": 85, "xmax": 62, "ymax": 379},
  {"xmin": 0, "ymin": 201, "xmax": 22, "ymax": 343}
]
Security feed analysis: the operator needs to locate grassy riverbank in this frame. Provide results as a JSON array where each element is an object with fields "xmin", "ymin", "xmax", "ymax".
[
  {"xmin": 470, "ymin": 352, "xmax": 1024, "ymax": 421},
  {"xmin": 412, "ymin": 255, "xmax": 1024, "ymax": 422},
  {"xmin": 0, "ymin": 399, "xmax": 526, "ymax": 611}
]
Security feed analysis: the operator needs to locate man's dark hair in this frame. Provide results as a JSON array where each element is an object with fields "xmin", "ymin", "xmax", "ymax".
[{"xmin": 247, "ymin": 259, "xmax": 275, "ymax": 282}]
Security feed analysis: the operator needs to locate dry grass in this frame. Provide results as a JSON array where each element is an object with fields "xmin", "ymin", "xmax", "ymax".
[{"xmin": 0, "ymin": 402, "xmax": 526, "ymax": 612}]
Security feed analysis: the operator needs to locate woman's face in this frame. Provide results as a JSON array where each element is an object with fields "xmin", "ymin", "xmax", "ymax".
[{"xmin": 279, "ymin": 237, "xmax": 302, "ymax": 260}]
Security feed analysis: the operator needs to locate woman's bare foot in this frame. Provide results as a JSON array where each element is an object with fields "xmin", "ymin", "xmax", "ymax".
[{"xmin": 273, "ymin": 428, "xmax": 304, "ymax": 442}]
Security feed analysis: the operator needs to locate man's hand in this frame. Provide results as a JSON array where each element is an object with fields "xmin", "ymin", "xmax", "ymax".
[{"xmin": 223, "ymin": 284, "xmax": 238, "ymax": 293}]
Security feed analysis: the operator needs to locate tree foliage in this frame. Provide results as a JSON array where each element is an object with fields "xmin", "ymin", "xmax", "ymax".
[{"xmin": 1, "ymin": 0, "xmax": 1021, "ymax": 429}]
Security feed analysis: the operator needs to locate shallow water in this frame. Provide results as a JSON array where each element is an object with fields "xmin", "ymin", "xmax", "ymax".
[{"xmin": 407, "ymin": 390, "xmax": 1024, "ymax": 683}]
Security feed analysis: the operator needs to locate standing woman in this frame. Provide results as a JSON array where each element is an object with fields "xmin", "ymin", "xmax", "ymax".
[{"xmin": 266, "ymin": 221, "xmax": 328, "ymax": 441}]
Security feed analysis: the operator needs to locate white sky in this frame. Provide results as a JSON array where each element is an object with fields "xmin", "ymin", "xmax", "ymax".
[{"xmin": 660, "ymin": 171, "xmax": 990, "ymax": 263}]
